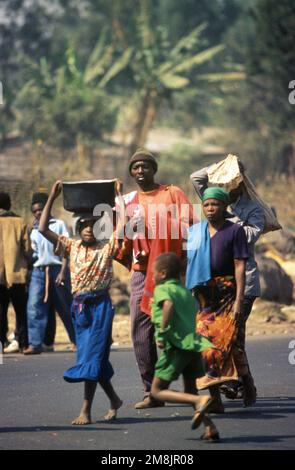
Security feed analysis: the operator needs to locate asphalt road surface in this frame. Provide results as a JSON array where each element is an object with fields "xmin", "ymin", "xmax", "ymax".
[{"xmin": 0, "ymin": 335, "xmax": 294, "ymax": 450}]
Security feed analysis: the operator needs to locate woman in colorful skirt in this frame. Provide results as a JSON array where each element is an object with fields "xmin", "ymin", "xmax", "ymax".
[
  {"xmin": 38, "ymin": 180, "xmax": 125, "ymax": 425},
  {"xmin": 186, "ymin": 187, "xmax": 250, "ymax": 413}
]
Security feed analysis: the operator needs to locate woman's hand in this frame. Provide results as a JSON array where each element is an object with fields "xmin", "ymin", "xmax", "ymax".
[
  {"xmin": 233, "ymin": 299, "xmax": 243, "ymax": 322},
  {"xmin": 50, "ymin": 180, "xmax": 62, "ymax": 200}
]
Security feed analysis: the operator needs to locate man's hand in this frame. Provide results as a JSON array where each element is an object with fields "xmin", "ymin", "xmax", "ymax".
[
  {"xmin": 135, "ymin": 250, "xmax": 147, "ymax": 263},
  {"xmin": 114, "ymin": 179, "xmax": 123, "ymax": 197},
  {"xmin": 50, "ymin": 180, "xmax": 62, "ymax": 200}
]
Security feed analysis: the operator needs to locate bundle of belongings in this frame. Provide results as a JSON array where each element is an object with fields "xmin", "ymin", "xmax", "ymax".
[{"xmin": 207, "ymin": 154, "xmax": 281, "ymax": 233}]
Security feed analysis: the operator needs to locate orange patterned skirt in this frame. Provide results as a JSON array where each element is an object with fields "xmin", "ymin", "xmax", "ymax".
[{"xmin": 193, "ymin": 276, "xmax": 238, "ymax": 390}]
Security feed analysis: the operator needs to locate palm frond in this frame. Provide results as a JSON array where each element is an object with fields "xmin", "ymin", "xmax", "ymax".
[
  {"xmin": 170, "ymin": 23, "xmax": 207, "ymax": 57},
  {"xmin": 198, "ymin": 72, "xmax": 246, "ymax": 82},
  {"xmin": 98, "ymin": 47, "xmax": 133, "ymax": 88},
  {"xmin": 84, "ymin": 45, "xmax": 114, "ymax": 84},
  {"xmin": 173, "ymin": 45, "xmax": 224, "ymax": 74},
  {"xmin": 137, "ymin": 0, "xmax": 154, "ymax": 50},
  {"xmin": 160, "ymin": 73, "xmax": 189, "ymax": 89},
  {"xmin": 85, "ymin": 28, "xmax": 108, "ymax": 70},
  {"xmin": 39, "ymin": 58, "xmax": 53, "ymax": 87}
]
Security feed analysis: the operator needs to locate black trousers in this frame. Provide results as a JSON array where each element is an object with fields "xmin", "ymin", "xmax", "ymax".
[
  {"xmin": 233, "ymin": 296, "xmax": 256, "ymax": 376},
  {"xmin": 0, "ymin": 284, "xmax": 28, "ymax": 349},
  {"xmin": 44, "ymin": 305, "xmax": 56, "ymax": 346}
]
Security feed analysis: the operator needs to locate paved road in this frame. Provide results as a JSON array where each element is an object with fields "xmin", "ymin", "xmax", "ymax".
[{"xmin": 0, "ymin": 335, "xmax": 294, "ymax": 450}]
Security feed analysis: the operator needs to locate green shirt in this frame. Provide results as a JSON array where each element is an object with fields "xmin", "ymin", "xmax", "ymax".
[{"xmin": 151, "ymin": 279, "xmax": 213, "ymax": 352}]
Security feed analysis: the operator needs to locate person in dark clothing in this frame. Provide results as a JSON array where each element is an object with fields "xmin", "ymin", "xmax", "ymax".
[{"xmin": 0, "ymin": 192, "xmax": 30, "ymax": 353}]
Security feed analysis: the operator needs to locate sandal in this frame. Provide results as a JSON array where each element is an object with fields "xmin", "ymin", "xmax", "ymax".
[
  {"xmin": 191, "ymin": 397, "xmax": 213, "ymax": 430},
  {"xmin": 220, "ymin": 382, "xmax": 239, "ymax": 400}
]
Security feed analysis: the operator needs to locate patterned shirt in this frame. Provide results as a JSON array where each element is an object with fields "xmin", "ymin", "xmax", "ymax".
[{"xmin": 56, "ymin": 233, "xmax": 118, "ymax": 295}]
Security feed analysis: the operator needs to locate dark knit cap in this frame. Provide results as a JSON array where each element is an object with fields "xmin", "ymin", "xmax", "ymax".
[
  {"xmin": 128, "ymin": 148, "xmax": 158, "ymax": 175},
  {"xmin": 31, "ymin": 192, "xmax": 49, "ymax": 206},
  {"xmin": 0, "ymin": 192, "xmax": 11, "ymax": 210}
]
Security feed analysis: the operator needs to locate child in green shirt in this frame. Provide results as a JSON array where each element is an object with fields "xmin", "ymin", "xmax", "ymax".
[{"xmin": 151, "ymin": 252, "xmax": 220, "ymax": 441}]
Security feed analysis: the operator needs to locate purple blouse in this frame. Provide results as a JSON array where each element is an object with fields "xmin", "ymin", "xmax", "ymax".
[{"xmin": 210, "ymin": 221, "xmax": 249, "ymax": 277}]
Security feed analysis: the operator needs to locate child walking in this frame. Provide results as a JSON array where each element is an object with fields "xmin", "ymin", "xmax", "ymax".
[
  {"xmin": 151, "ymin": 252, "xmax": 220, "ymax": 441},
  {"xmin": 39, "ymin": 180, "xmax": 124, "ymax": 425}
]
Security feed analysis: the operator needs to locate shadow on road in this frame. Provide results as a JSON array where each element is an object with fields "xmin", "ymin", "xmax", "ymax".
[
  {"xmin": 1, "ymin": 398, "xmax": 294, "ymax": 439},
  {"xmin": 103, "ymin": 415, "xmax": 191, "ymax": 425},
  {"xmin": 221, "ymin": 396, "xmax": 295, "ymax": 420},
  {"xmin": 0, "ymin": 425, "xmax": 123, "ymax": 434},
  {"xmin": 187, "ymin": 434, "xmax": 295, "ymax": 446}
]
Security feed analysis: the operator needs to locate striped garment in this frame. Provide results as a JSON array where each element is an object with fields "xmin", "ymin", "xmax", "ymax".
[{"xmin": 130, "ymin": 271, "xmax": 158, "ymax": 394}]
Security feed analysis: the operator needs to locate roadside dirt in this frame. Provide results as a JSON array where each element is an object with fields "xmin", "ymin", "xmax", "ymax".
[{"xmin": 7, "ymin": 298, "xmax": 295, "ymax": 352}]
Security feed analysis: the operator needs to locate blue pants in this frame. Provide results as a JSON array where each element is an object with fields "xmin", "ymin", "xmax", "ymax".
[{"xmin": 27, "ymin": 266, "xmax": 75, "ymax": 350}]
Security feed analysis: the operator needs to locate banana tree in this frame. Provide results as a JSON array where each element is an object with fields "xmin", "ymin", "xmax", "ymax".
[
  {"xmin": 127, "ymin": 0, "xmax": 245, "ymax": 154},
  {"xmin": 16, "ymin": 35, "xmax": 133, "ymax": 175}
]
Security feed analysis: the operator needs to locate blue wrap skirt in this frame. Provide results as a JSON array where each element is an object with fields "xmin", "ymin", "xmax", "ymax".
[{"xmin": 64, "ymin": 289, "xmax": 114, "ymax": 383}]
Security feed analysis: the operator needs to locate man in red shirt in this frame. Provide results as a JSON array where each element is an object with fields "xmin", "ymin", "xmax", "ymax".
[{"xmin": 117, "ymin": 149, "xmax": 194, "ymax": 408}]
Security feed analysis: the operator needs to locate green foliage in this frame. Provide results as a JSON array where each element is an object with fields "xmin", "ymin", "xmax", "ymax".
[
  {"xmin": 0, "ymin": 0, "xmax": 61, "ymax": 142},
  {"xmin": 158, "ymin": 143, "xmax": 207, "ymax": 190},
  {"xmin": 130, "ymin": 10, "xmax": 229, "ymax": 94},
  {"xmin": 16, "ymin": 57, "xmax": 117, "ymax": 149},
  {"xmin": 1, "ymin": 0, "xmax": 294, "ymax": 184},
  {"xmin": 210, "ymin": 0, "xmax": 295, "ymax": 176}
]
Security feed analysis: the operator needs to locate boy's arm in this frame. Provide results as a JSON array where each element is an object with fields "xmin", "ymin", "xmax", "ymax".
[
  {"xmin": 157, "ymin": 300, "xmax": 174, "ymax": 349},
  {"xmin": 55, "ymin": 257, "xmax": 68, "ymax": 286},
  {"xmin": 39, "ymin": 180, "xmax": 62, "ymax": 245}
]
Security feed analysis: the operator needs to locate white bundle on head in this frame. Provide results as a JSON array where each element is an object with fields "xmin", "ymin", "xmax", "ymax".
[
  {"xmin": 207, "ymin": 154, "xmax": 243, "ymax": 191},
  {"xmin": 207, "ymin": 153, "xmax": 281, "ymax": 233}
]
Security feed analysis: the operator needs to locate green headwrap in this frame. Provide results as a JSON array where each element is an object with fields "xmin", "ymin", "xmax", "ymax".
[{"xmin": 202, "ymin": 187, "xmax": 230, "ymax": 205}]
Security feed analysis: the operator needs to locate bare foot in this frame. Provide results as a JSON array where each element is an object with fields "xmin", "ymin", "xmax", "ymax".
[
  {"xmin": 71, "ymin": 412, "xmax": 92, "ymax": 425},
  {"xmin": 104, "ymin": 398, "xmax": 123, "ymax": 421},
  {"xmin": 201, "ymin": 426, "xmax": 220, "ymax": 442},
  {"xmin": 195, "ymin": 395, "xmax": 212, "ymax": 412},
  {"xmin": 191, "ymin": 396, "xmax": 213, "ymax": 430}
]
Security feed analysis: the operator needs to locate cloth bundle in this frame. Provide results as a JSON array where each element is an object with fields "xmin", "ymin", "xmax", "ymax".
[{"xmin": 207, "ymin": 154, "xmax": 282, "ymax": 233}]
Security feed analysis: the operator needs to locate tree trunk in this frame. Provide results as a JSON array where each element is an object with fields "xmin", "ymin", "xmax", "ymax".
[
  {"xmin": 76, "ymin": 137, "xmax": 91, "ymax": 177},
  {"xmin": 129, "ymin": 88, "xmax": 158, "ymax": 157},
  {"xmin": 281, "ymin": 143, "xmax": 295, "ymax": 176}
]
